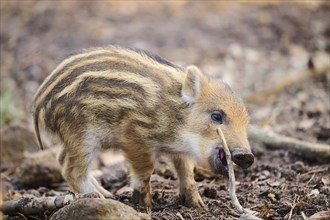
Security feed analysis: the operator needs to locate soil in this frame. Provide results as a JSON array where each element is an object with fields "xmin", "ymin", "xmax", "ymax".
[{"xmin": 1, "ymin": 1, "xmax": 329, "ymax": 220}]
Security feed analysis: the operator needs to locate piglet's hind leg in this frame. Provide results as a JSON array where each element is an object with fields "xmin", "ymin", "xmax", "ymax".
[{"xmin": 60, "ymin": 142, "xmax": 105, "ymax": 198}]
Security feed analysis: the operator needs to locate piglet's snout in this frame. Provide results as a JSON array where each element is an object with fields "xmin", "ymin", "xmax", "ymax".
[{"xmin": 231, "ymin": 149, "xmax": 254, "ymax": 169}]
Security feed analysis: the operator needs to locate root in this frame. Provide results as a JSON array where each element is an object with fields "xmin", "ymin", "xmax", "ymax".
[
  {"xmin": 217, "ymin": 127, "xmax": 263, "ymax": 220},
  {"xmin": 248, "ymin": 125, "xmax": 330, "ymax": 160}
]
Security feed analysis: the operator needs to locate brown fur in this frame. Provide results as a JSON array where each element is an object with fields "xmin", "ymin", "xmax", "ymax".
[{"xmin": 32, "ymin": 46, "xmax": 253, "ymax": 207}]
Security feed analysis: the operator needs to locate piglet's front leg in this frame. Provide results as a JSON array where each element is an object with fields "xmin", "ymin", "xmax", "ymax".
[{"xmin": 172, "ymin": 156, "xmax": 204, "ymax": 208}]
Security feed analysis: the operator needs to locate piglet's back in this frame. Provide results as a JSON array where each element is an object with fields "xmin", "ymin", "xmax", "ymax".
[{"xmin": 32, "ymin": 46, "xmax": 187, "ymax": 149}]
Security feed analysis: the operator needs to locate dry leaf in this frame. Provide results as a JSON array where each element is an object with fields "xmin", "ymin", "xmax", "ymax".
[
  {"xmin": 307, "ymin": 189, "xmax": 320, "ymax": 197},
  {"xmin": 261, "ymin": 202, "xmax": 273, "ymax": 218}
]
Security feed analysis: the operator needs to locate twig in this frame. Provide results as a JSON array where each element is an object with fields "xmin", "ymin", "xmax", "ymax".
[
  {"xmin": 306, "ymin": 174, "xmax": 315, "ymax": 185},
  {"xmin": 248, "ymin": 125, "xmax": 330, "ymax": 159},
  {"xmin": 176, "ymin": 212, "xmax": 185, "ymax": 220},
  {"xmin": 287, "ymin": 203, "xmax": 296, "ymax": 220},
  {"xmin": 217, "ymin": 127, "xmax": 263, "ymax": 220},
  {"xmin": 147, "ymin": 206, "xmax": 152, "ymax": 216},
  {"xmin": 287, "ymin": 195, "xmax": 297, "ymax": 220},
  {"xmin": 216, "ymin": 127, "xmax": 243, "ymax": 213},
  {"xmin": 17, "ymin": 212, "xmax": 28, "ymax": 220},
  {"xmin": 300, "ymin": 211, "xmax": 307, "ymax": 220},
  {"xmin": 299, "ymin": 167, "xmax": 329, "ymax": 177}
]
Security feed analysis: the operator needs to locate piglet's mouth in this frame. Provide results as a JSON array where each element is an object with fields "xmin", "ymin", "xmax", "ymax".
[
  {"xmin": 218, "ymin": 148, "xmax": 228, "ymax": 166},
  {"xmin": 212, "ymin": 147, "xmax": 228, "ymax": 175}
]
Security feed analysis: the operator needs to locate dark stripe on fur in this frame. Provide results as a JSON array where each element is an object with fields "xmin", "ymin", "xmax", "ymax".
[
  {"xmin": 129, "ymin": 47, "xmax": 182, "ymax": 70},
  {"xmin": 34, "ymin": 52, "xmax": 115, "ymax": 102}
]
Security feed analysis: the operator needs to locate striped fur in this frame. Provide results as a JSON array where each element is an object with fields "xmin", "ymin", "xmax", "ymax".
[
  {"xmin": 33, "ymin": 47, "xmax": 186, "ymax": 148},
  {"xmin": 32, "ymin": 46, "xmax": 253, "ymax": 207}
]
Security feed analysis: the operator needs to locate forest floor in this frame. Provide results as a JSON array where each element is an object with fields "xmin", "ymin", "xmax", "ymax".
[{"xmin": 1, "ymin": 1, "xmax": 329, "ymax": 220}]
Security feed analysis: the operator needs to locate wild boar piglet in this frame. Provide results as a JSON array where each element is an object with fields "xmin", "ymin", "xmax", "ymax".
[{"xmin": 33, "ymin": 46, "xmax": 254, "ymax": 207}]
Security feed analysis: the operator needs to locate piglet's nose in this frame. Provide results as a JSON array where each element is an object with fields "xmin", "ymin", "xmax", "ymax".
[{"xmin": 231, "ymin": 149, "xmax": 254, "ymax": 169}]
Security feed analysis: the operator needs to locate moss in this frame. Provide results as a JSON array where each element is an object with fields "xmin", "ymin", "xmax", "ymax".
[{"xmin": 0, "ymin": 92, "xmax": 22, "ymax": 127}]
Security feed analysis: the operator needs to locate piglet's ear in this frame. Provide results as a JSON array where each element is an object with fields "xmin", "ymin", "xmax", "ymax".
[{"xmin": 181, "ymin": 65, "xmax": 207, "ymax": 105}]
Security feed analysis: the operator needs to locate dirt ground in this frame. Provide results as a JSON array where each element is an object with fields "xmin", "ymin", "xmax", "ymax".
[{"xmin": 0, "ymin": 1, "xmax": 329, "ymax": 220}]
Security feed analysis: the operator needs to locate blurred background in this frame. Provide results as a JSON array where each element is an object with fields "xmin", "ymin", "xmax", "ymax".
[
  {"xmin": 0, "ymin": 1, "xmax": 329, "ymax": 219},
  {"xmin": 1, "ymin": 1, "xmax": 329, "ymax": 141}
]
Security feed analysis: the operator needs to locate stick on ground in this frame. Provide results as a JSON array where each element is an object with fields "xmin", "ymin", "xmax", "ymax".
[
  {"xmin": 248, "ymin": 125, "xmax": 330, "ymax": 160},
  {"xmin": 217, "ymin": 127, "xmax": 263, "ymax": 220},
  {"xmin": 0, "ymin": 194, "xmax": 74, "ymax": 216}
]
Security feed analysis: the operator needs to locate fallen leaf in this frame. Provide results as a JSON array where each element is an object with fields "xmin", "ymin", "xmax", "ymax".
[
  {"xmin": 307, "ymin": 189, "xmax": 319, "ymax": 197},
  {"xmin": 261, "ymin": 202, "xmax": 273, "ymax": 218}
]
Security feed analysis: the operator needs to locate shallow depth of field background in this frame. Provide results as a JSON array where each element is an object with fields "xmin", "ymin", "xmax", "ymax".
[{"xmin": 0, "ymin": 1, "xmax": 329, "ymax": 220}]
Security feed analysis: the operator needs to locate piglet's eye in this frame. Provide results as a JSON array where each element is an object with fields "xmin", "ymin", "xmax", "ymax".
[{"xmin": 211, "ymin": 112, "xmax": 223, "ymax": 124}]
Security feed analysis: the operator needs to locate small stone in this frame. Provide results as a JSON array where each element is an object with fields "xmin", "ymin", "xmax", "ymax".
[
  {"xmin": 307, "ymin": 189, "xmax": 319, "ymax": 197},
  {"xmin": 267, "ymin": 193, "xmax": 277, "ymax": 202},
  {"xmin": 297, "ymin": 119, "xmax": 315, "ymax": 130}
]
